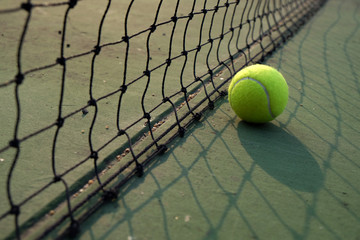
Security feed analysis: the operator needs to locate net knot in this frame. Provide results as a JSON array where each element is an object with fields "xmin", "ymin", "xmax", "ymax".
[
  {"xmin": 9, "ymin": 139, "xmax": 20, "ymax": 148},
  {"xmin": 166, "ymin": 58, "xmax": 172, "ymax": 66},
  {"xmin": 122, "ymin": 35, "xmax": 129, "ymax": 43},
  {"xmin": 150, "ymin": 25, "xmax": 156, "ymax": 33},
  {"xmin": 54, "ymin": 175, "xmax": 61, "ymax": 182},
  {"xmin": 194, "ymin": 113, "xmax": 202, "ymax": 121},
  {"xmin": 157, "ymin": 144, "xmax": 168, "ymax": 155},
  {"xmin": 178, "ymin": 127, "xmax": 185, "ymax": 138},
  {"xmin": 93, "ymin": 46, "xmax": 101, "ymax": 55},
  {"xmin": 181, "ymin": 87, "xmax": 187, "ymax": 93},
  {"xmin": 68, "ymin": 220, "xmax": 80, "ymax": 238},
  {"xmin": 56, "ymin": 57, "xmax": 66, "ymax": 66},
  {"xmin": 15, "ymin": 73, "xmax": 24, "ymax": 85},
  {"xmin": 181, "ymin": 51, "xmax": 188, "ymax": 56},
  {"xmin": 143, "ymin": 112, "xmax": 151, "ymax": 120},
  {"xmin": 120, "ymin": 85, "xmax": 127, "ymax": 93},
  {"xmin": 88, "ymin": 98, "xmax": 97, "ymax": 106},
  {"xmin": 220, "ymin": 90, "xmax": 227, "ymax": 97},
  {"xmin": 21, "ymin": 3, "xmax": 32, "ymax": 12},
  {"xmin": 136, "ymin": 163, "xmax": 144, "ymax": 177},
  {"xmin": 10, "ymin": 205, "xmax": 20, "ymax": 216},
  {"xmin": 56, "ymin": 118, "xmax": 64, "ymax": 127},
  {"xmin": 102, "ymin": 189, "xmax": 117, "ymax": 201},
  {"xmin": 171, "ymin": 16, "xmax": 178, "ymax": 23},
  {"xmin": 188, "ymin": 13, "xmax": 194, "ymax": 20},
  {"xmin": 143, "ymin": 70, "xmax": 150, "ymax": 77},
  {"xmin": 69, "ymin": 0, "xmax": 78, "ymax": 8},
  {"xmin": 118, "ymin": 129, "xmax": 126, "ymax": 136},
  {"xmin": 208, "ymin": 101, "xmax": 215, "ymax": 110},
  {"xmin": 90, "ymin": 151, "xmax": 98, "ymax": 160},
  {"xmin": 162, "ymin": 97, "xmax": 170, "ymax": 103}
]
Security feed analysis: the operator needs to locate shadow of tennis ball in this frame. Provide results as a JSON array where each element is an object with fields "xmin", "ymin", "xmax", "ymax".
[{"xmin": 237, "ymin": 122, "xmax": 323, "ymax": 193}]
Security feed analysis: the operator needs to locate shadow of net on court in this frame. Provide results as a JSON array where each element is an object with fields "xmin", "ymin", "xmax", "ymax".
[{"xmin": 0, "ymin": 0, "xmax": 326, "ymax": 239}]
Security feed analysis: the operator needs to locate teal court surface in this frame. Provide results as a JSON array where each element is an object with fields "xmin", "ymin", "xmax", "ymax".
[
  {"xmin": 0, "ymin": 0, "xmax": 359, "ymax": 239},
  {"xmin": 63, "ymin": 0, "xmax": 359, "ymax": 239}
]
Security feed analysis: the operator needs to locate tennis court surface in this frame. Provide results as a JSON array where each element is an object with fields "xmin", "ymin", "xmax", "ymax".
[{"xmin": 0, "ymin": 0, "xmax": 359, "ymax": 239}]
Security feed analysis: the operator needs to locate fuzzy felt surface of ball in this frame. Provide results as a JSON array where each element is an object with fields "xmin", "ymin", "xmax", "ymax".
[{"xmin": 228, "ymin": 64, "xmax": 288, "ymax": 123}]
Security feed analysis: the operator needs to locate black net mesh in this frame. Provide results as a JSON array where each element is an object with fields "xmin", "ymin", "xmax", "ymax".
[{"xmin": 0, "ymin": 0, "xmax": 326, "ymax": 238}]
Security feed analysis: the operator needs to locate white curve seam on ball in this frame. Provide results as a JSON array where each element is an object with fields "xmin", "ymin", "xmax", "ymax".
[{"xmin": 231, "ymin": 77, "xmax": 275, "ymax": 118}]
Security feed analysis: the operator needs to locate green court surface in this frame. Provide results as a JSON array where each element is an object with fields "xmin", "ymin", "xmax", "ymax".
[
  {"xmin": 0, "ymin": 0, "xmax": 359, "ymax": 239},
  {"xmin": 58, "ymin": 0, "xmax": 359, "ymax": 239}
]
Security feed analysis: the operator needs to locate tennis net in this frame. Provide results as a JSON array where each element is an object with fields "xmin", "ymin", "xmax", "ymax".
[{"xmin": 0, "ymin": 0, "xmax": 326, "ymax": 239}]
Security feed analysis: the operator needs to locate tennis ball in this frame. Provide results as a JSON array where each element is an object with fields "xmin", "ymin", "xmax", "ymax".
[{"xmin": 228, "ymin": 64, "xmax": 288, "ymax": 123}]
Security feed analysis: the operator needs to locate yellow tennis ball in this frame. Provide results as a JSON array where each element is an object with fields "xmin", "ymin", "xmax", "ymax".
[{"xmin": 228, "ymin": 64, "xmax": 288, "ymax": 123}]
